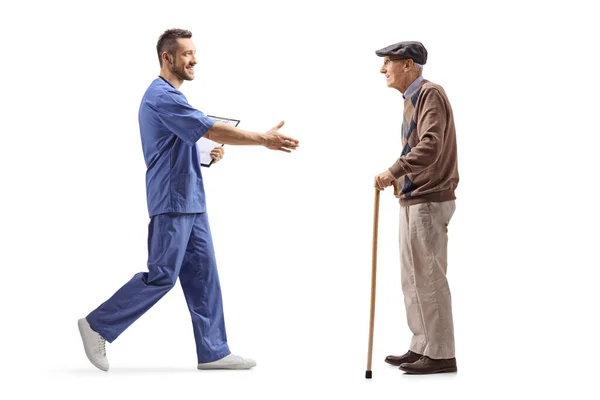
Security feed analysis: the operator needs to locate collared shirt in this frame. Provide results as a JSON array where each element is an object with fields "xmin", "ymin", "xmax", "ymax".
[
  {"xmin": 138, "ymin": 78, "xmax": 215, "ymax": 217},
  {"xmin": 403, "ymin": 75, "xmax": 424, "ymax": 99}
]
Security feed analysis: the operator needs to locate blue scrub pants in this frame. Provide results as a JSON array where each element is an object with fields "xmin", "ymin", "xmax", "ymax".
[{"xmin": 86, "ymin": 212, "xmax": 230, "ymax": 363}]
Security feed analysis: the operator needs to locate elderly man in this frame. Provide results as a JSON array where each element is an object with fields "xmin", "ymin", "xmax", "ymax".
[
  {"xmin": 78, "ymin": 29, "xmax": 299, "ymax": 372},
  {"xmin": 374, "ymin": 41, "xmax": 459, "ymax": 374}
]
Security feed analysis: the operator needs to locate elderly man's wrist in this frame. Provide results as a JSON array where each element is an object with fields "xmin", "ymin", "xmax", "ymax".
[{"xmin": 388, "ymin": 164, "xmax": 404, "ymax": 179}]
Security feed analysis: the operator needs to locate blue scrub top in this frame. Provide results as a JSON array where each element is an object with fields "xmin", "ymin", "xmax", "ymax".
[{"xmin": 138, "ymin": 78, "xmax": 215, "ymax": 217}]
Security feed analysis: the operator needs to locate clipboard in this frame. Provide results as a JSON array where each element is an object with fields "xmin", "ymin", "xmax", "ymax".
[{"xmin": 199, "ymin": 115, "xmax": 241, "ymax": 167}]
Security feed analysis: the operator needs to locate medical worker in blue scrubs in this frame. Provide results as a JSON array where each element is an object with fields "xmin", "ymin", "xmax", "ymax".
[{"xmin": 78, "ymin": 29, "xmax": 299, "ymax": 372}]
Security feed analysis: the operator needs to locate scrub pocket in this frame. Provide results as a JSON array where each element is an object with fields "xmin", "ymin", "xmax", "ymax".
[{"xmin": 171, "ymin": 173, "xmax": 206, "ymax": 211}]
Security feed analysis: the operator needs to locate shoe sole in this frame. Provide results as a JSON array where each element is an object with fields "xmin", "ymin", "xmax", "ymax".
[
  {"xmin": 385, "ymin": 359, "xmax": 421, "ymax": 367},
  {"xmin": 400, "ymin": 366, "xmax": 457, "ymax": 374},
  {"xmin": 78, "ymin": 319, "xmax": 109, "ymax": 372},
  {"xmin": 197, "ymin": 363, "xmax": 256, "ymax": 370}
]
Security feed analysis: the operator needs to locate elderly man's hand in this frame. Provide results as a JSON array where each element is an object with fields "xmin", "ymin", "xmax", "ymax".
[
  {"xmin": 210, "ymin": 146, "xmax": 225, "ymax": 163},
  {"xmin": 374, "ymin": 170, "xmax": 396, "ymax": 191}
]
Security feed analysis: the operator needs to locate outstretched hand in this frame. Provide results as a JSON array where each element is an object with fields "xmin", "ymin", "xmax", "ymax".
[{"xmin": 263, "ymin": 121, "xmax": 299, "ymax": 153}]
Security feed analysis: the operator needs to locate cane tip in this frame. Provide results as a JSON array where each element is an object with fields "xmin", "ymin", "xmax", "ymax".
[{"xmin": 365, "ymin": 370, "xmax": 372, "ymax": 379}]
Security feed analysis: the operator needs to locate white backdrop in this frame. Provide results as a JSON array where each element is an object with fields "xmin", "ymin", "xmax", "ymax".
[{"xmin": 1, "ymin": 0, "xmax": 599, "ymax": 398}]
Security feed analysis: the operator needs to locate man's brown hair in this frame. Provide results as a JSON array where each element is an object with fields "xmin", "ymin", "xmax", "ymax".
[{"xmin": 156, "ymin": 29, "xmax": 192, "ymax": 66}]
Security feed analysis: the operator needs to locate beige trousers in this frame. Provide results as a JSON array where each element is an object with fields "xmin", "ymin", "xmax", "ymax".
[{"xmin": 400, "ymin": 200, "xmax": 456, "ymax": 359}]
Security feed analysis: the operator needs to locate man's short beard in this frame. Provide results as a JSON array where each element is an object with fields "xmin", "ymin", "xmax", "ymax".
[{"xmin": 171, "ymin": 61, "xmax": 192, "ymax": 81}]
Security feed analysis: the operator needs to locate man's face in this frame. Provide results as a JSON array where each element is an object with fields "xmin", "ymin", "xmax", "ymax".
[
  {"xmin": 380, "ymin": 57, "xmax": 411, "ymax": 92},
  {"xmin": 165, "ymin": 38, "xmax": 197, "ymax": 81}
]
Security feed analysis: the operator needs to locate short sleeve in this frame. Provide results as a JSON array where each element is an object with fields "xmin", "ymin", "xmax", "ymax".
[{"xmin": 153, "ymin": 91, "xmax": 215, "ymax": 146}]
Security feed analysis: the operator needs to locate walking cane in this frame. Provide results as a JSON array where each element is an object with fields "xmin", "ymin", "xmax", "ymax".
[{"xmin": 366, "ymin": 180, "xmax": 399, "ymax": 379}]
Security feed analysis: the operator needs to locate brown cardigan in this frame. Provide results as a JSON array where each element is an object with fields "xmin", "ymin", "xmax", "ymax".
[{"xmin": 389, "ymin": 80, "xmax": 459, "ymax": 206}]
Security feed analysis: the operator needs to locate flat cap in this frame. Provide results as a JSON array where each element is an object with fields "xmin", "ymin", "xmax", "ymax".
[{"xmin": 375, "ymin": 41, "xmax": 428, "ymax": 65}]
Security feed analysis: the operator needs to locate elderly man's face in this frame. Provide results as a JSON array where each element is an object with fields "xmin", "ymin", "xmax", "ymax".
[{"xmin": 380, "ymin": 57, "xmax": 413, "ymax": 92}]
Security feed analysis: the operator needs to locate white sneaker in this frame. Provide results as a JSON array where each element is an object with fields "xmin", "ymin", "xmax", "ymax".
[
  {"xmin": 78, "ymin": 318, "xmax": 109, "ymax": 371},
  {"xmin": 197, "ymin": 354, "xmax": 257, "ymax": 370}
]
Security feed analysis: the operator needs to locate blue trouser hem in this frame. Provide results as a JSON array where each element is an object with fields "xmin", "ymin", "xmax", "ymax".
[
  {"xmin": 86, "ymin": 316, "xmax": 117, "ymax": 343},
  {"xmin": 88, "ymin": 314, "xmax": 232, "ymax": 363},
  {"xmin": 198, "ymin": 345, "xmax": 231, "ymax": 364}
]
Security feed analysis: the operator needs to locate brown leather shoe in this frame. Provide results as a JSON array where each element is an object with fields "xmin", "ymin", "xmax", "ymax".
[
  {"xmin": 384, "ymin": 350, "xmax": 422, "ymax": 366},
  {"xmin": 399, "ymin": 356, "xmax": 457, "ymax": 374}
]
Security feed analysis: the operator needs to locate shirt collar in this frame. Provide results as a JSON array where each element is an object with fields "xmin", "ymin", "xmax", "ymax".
[
  {"xmin": 158, "ymin": 76, "xmax": 175, "ymax": 89},
  {"xmin": 403, "ymin": 75, "xmax": 424, "ymax": 99}
]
